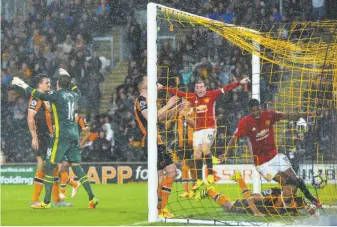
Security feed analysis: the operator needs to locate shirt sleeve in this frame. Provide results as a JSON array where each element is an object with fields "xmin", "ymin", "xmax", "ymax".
[
  {"xmin": 27, "ymin": 87, "xmax": 58, "ymax": 102},
  {"xmin": 138, "ymin": 96, "xmax": 148, "ymax": 112},
  {"xmin": 234, "ymin": 119, "xmax": 247, "ymax": 137},
  {"xmin": 270, "ymin": 110, "xmax": 285, "ymax": 124},
  {"xmin": 28, "ymin": 97, "xmax": 42, "ymax": 113},
  {"xmin": 165, "ymin": 87, "xmax": 195, "ymax": 100},
  {"xmin": 209, "ymin": 82, "xmax": 241, "ymax": 97}
]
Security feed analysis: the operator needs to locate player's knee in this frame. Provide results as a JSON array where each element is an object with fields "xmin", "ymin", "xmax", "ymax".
[{"xmin": 166, "ymin": 164, "xmax": 177, "ymax": 178}]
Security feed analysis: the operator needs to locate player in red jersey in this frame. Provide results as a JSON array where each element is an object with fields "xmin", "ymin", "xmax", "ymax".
[
  {"xmin": 223, "ymin": 99, "xmax": 321, "ymax": 208},
  {"xmin": 158, "ymin": 77, "xmax": 250, "ymax": 189}
]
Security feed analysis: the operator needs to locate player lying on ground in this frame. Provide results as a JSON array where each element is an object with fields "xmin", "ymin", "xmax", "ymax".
[
  {"xmin": 12, "ymin": 69, "xmax": 98, "ymax": 209},
  {"xmin": 195, "ymin": 172, "xmax": 319, "ymax": 217},
  {"xmin": 222, "ymin": 99, "xmax": 321, "ymax": 208},
  {"xmin": 158, "ymin": 77, "xmax": 250, "ymax": 190}
]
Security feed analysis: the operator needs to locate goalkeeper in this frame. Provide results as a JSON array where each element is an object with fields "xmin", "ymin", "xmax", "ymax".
[
  {"xmin": 12, "ymin": 69, "xmax": 98, "ymax": 209},
  {"xmin": 194, "ymin": 172, "xmax": 319, "ymax": 217}
]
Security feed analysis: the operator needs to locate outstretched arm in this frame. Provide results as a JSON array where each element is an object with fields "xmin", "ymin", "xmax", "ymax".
[
  {"xmin": 270, "ymin": 110, "xmax": 316, "ymax": 123},
  {"xmin": 220, "ymin": 119, "xmax": 247, "ymax": 162},
  {"xmin": 220, "ymin": 136, "xmax": 238, "ymax": 162},
  {"xmin": 213, "ymin": 77, "xmax": 250, "ymax": 96},
  {"xmin": 157, "ymin": 83, "xmax": 194, "ymax": 99},
  {"xmin": 282, "ymin": 111, "xmax": 316, "ymax": 121}
]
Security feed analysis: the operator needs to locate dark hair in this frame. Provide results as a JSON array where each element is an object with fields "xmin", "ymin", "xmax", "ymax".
[
  {"xmin": 133, "ymin": 74, "xmax": 146, "ymax": 90},
  {"xmin": 248, "ymin": 99, "xmax": 260, "ymax": 109},
  {"xmin": 31, "ymin": 73, "xmax": 49, "ymax": 88},
  {"xmin": 195, "ymin": 78, "xmax": 206, "ymax": 86},
  {"xmin": 58, "ymin": 74, "xmax": 71, "ymax": 90}
]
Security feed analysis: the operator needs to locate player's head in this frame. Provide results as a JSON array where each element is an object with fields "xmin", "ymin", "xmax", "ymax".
[
  {"xmin": 134, "ymin": 74, "xmax": 147, "ymax": 91},
  {"xmin": 57, "ymin": 73, "xmax": 71, "ymax": 90},
  {"xmin": 194, "ymin": 78, "xmax": 207, "ymax": 97},
  {"xmin": 248, "ymin": 99, "xmax": 261, "ymax": 119},
  {"xmin": 34, "ymin": 73, "xmax": 51, "ymax": 92}
]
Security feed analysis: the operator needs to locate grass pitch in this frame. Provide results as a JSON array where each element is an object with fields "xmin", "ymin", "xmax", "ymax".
[{"xmin": 1, "ymin": 183, "xmax": 336, "ymax": 226}]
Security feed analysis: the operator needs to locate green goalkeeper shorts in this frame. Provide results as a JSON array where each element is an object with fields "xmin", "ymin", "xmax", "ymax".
[{"xmin": 46, "ymin": 137, "xmax": 82, "ymax": 164}]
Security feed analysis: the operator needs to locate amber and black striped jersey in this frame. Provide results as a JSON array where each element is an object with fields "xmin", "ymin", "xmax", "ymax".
[
  {"xmin": 134, "ymin": 95, "xmax": 163, "ymax": 147},
  {"xmin": 28, "ymin": 96, "xmax": 53, "ymax": 137},
  {"xmin": 232, "ymin": 188, "xmax": 307, "ymax": 215},
  {"xmin": 177, "ymin": 109, "xmax": 194, "ymax": 148}
]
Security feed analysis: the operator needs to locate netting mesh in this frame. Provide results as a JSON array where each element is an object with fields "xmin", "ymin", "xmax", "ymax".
[{"xmin": 154, "ymin": 5, "xmax": 337, "ymax": 225}]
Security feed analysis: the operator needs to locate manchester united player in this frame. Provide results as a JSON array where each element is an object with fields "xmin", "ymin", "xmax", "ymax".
[
  {"xmin": 158, "ymin": 77, "xmax": 250, "ymax": 189},
  {"xmin": 223, "ymin": 99, "xmax": 321, "ymax": 208}
]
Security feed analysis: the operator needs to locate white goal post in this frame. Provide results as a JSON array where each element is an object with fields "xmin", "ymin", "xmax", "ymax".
[{"xmin": 147, "ymin": 2, "xmax": 261, "ymax": 223}]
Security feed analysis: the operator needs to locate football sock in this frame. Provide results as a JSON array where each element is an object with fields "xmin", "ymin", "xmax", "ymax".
[
  {"xmin": 161, "ymin": 176, "xmax": 174, "ymax": 210},
  {"xmin": 195, "ymin": 158, "xmax": 203, "ymax": 180},
  {"xmin": 43, "ymin": 162, "xmax": 55, "ymax": 204},
  {"xmin": 236, "ymin": 177, "xmax": 252, "ymax": 198},
  {"xmin": 72, "ymin": 165, "xmax": 94, "ymax": 200},
  {"xmin": 68, "ymin": 177, "xmax": 78, "ymax": 187},
  {"xmin": 157, "ymin": 181, "xmax": 163, "ymax": 211},
  {"xmin": 60, "ymin": 171, "xmax": 68, "ymax": 192},
  {"xmin": 181, "ymin": 165, "xmax": 190, "ymax": 193},
  {"xmin": 204, "ymin": 154, "xmax": 213, "ymax": 174},
  {"xmin": 32, "ymin": 170, "xmax": 45, "ymax": 202},
  {"xmin": 297, "ymin": 177, "xmax": 316, "ymax": 202},
  {"xmin": 207, "ymin": 187, "xmax": 229, "ymax": 206},
  {"xmin": 52, "ymin": 168, "xmax": 61, "ymax": 203}
]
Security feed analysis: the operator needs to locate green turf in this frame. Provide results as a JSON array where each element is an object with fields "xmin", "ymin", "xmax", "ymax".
[
  {"xmin": 1, "ymin": 183, "xmax": 336, "ymax": 226},
  {"xmin": 1, "ymin": 184, "xmax": 148, "ymax": 226}
]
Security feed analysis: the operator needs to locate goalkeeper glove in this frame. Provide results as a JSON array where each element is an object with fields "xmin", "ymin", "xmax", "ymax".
[
  {"xmin": 11, "ymin": 77, "xmax": 29, "ymax": 89},
  {"xmin": 59, "ymin": 68, "xmax": 70, "ymax": 77}
]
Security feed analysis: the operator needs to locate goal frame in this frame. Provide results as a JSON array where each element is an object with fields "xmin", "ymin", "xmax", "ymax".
[{"xmin": 147, "ymin": 2, "xmax": 261, "ymax": 223}]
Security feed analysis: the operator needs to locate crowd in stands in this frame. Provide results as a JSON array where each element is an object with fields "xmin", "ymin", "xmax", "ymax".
[{"xmin": 1, "ymin": 0, "xmax": 336, "ymax": 166}]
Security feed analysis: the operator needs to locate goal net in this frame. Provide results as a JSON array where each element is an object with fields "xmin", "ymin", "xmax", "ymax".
[{"xmin": 147, "ymin": 3, "xmax": 337, "ymax": 225}]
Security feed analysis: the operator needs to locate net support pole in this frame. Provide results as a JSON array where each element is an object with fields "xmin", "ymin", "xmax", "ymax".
[
  {"xmin": 147, "ymin": 2, "xmax": 158, "ymax": 223},
  {"xmin": 252, "ymin": 42, "xmax": 261, "ymax": 193},
  {"xmin": 252, "ymin": 42, "xmax": 260, "ymax": 102}
]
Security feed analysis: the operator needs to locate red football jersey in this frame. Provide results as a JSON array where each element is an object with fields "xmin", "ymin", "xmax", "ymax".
[
  {"xmin": 166, "ymin": 82, "xmax": 240, "ymax": 131},
  {"xmin": 234, "ymin": 110, "xmax": 285, "ymax": 165}
]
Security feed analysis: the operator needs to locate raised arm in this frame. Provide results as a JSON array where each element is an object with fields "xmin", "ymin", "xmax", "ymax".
[
  {"xmin": 11, "ymin": 77, "xmax": 56, "ymax": 102},
  {"xmin": 157, "ymin": 83, "xmax": 194, "ymax": 99},
  {"xmin": 212, "ymin": 77, "xmax": 250, "ymax": 97},
  {"xmin": 282, "ymin": 111, "xmax": 316, "ymax": 121},
  {"xmin": 268, "ymin": 110, "xmax": 316, "ymax": 123}
]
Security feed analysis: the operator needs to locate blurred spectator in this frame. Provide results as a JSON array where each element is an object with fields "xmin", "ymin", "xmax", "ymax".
[{"xmin": 312, "ymin": 0, "xmax": 325, "ymax": 20}]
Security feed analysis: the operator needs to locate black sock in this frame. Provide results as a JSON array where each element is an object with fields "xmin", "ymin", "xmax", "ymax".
[
  {"xmin": 205, "ymin": 154, "xmax": 213, "ymax": 175},
  {"xmin": 43, "ymin": 162, "xmax": 55, "ymax": 204},
  {"xmin": 195, "ymin": 159, "xmax": 203, "ymax": 180},
  {"xmin": 298, "ymin": 177, "xmax": 316, "ymax": 202}
]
